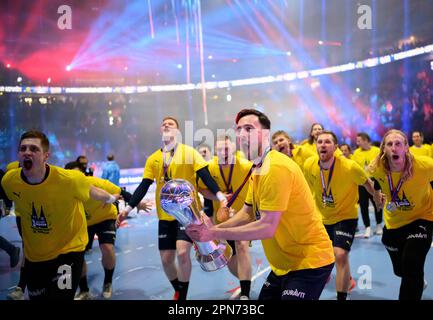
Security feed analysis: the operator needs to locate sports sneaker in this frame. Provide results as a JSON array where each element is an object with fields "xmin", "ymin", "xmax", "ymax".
[
  {"xmin": 364, "ymin": 227, "xmax": 372, "ymax": 239},
  {"xmin": 239, "ymin": 295, "xmax": 249, "ymax": 300},
  {"xmin": 10, "ymin": 246, "xmax": 20, "ymax": 268},
  {"xmin": 375, "ymin": 224, "xmax": 383, "ymax": 235},
  {"xmin": 173, "ymin": 291, "xmax": 180, "ymax": 300},
  {"xmin": 102, "ymin": 283, "xmax": 113, "ymax": 299},
  {"xmin": 7, "ymin": 287, "xmax": 24, "ymax": 300},
  {"xmin": 75, "ymin": 291, "xmax": 92, "ymax": 300}
]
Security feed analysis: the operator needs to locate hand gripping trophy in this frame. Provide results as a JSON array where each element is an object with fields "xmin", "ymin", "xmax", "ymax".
[{"xmin": 160, "ymin": 179, "xmax": 232, "ymax": 271}]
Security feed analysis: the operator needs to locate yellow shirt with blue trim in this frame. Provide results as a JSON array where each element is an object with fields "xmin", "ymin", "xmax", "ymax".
[
  {"xmin": 1, "ymin": 166, "xmax": 90, "ymax": 262},
  {"xmin": 143, "ymin": 143, "xmax": 208, "ymax": 221},
  {"xmin": 303, "ymin": 155, "xmax": 368, "ymax": 224},
  {"xmin": 370, "ymin": 155, "xmax": 433, "ymax": 229},
  {"xmin": 245, "ymin": 150, "xmax": 334, "ymax": 276}
]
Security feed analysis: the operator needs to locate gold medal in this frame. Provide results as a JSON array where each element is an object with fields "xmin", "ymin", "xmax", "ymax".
[{"xmin": 216, "ymin": 207, "xmax": 230, "ymax": 223}]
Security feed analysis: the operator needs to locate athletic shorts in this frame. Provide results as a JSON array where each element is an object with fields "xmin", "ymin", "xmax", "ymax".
[
  {"xmin": 158, "ymin": 220, "xmax": 192, "ymax": 251},
  {"xmin": 324, "ymin": 219, "xmax": 357, "ymax": 252},
  {"xmin": 86, "ymin": 219, "xmax": 116, "ymax": 251}
]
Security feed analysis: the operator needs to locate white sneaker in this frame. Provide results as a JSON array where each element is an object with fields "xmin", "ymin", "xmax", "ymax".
[
  {"xmin": 364, "ymin": 227, "xmax": 372, "ymax": 238},
  {"xmin": 75, "ymin": 291, "xmax": 92, "ymax": 300},
  {"xmin": 375, "ymin": 224, "xmax": 383, "ymax": 235},
  {"xmin": 7, "ymin": 287, "xmax": 24, "ymax": 300},
  {"xmin": 102, "ymin": 283, "xmax": 113, "ymax": 299},
  {"xmin": 239, "ymin": 295, "xmax": 249, "ymax": 300}
]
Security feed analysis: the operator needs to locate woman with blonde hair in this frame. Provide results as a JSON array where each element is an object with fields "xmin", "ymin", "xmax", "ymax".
[{"xmin": 368, "ymin": 129, "xmax": 433, "ymax": 300}]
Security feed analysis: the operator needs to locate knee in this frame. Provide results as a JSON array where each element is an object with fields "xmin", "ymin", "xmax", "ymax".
[
  {"xmin": 235, "ymin": 242, "xmax": 250, "ymax": 257},
  {"xmin": 160, "ymin": 251, "xmax": 176, "ymax": 266},
  {"xmin": 334, "ymin": 249, "xmax": 349, "ymax": 265},
  {"xmin": 99, "ymin": 243, "xmax": 114, "ymax": 255},
  {"xmin": 177, "ymin": 249, "xmax": 191, "ymax": 265}
]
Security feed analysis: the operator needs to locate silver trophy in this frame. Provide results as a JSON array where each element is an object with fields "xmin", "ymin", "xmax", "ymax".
[{"xmin": 160, "ymin": 179, "xmax": 232, "ymax": 272}]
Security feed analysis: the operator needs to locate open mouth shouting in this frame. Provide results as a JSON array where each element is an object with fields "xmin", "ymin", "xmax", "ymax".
[
  {"xmin": 23, "ymin": 158, "xmax": 33, "ymax": 170},
  {"xmin": 391, "ymin": 154, "xmax": 399, "ymax": 160}
]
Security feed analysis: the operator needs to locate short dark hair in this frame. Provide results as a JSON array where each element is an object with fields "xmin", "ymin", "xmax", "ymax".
[
  {"xmin": 357, "ymin": 132, "xmax": 371, "ymax": 142},
  {"xmin": 235, "ymin": 109, "xmax": 271, "ymax": 129},
  {"xmin": 412, "ymin": 131, "xmax": 424, "ymax": 138},
  {"xmin": 19, "ymin": 130, "xmax": 50, "ymax": 152},
  {"xmin": 162, "ymin": 116, "xmax": 179, "ymax": 129},
  {"xmin": 317, "ymin": 131, "xmax": 338, "ymax": 145},
  {"xmin": 64, "ymin": 161, "xmax": 80, "ymax": 170},
  {"xmin": 339, "ymin": 143, "xmax": 352, "ymax": 152},
  {"xmin": 107, "ymin": 154, "xmax": 114, "ymax": 161},
  {"xmin": 76, "ymin": 155, "xmax": 87, "ymax": 163}
]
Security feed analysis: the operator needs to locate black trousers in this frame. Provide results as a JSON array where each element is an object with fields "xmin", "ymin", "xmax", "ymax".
[
  {"xmin": 358, "ymin": 185, "xmax": 382, "ymax": 227},
  {"xmin": 382, "ymin": 219, "xmax": 433, "ymax": 300}
]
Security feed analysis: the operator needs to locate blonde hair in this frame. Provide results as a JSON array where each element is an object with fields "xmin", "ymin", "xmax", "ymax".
[{"xmin": 368, "ymin": 129, "xmax": 414, "ymax": 181}]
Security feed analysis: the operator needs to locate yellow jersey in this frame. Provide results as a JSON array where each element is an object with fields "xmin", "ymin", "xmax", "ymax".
[
  {"xmin": 198, "ymin": 154, "xmax": 253, "ymax": 220},
  {"xmin": 291, "ymin": 145, "xmax": 316, "ymax": 169},
  {"xmin": 352, "ymin": 146, "xmax": 380, "ymax": 172},
  {"xmin": 143, "ymin": 143, "xmax": 208, "ymax": 221},
  {"xmin": 1, "ymin": 165, "xmax": 90, "ymax": 262},
  {"xmin": 84, "ymin": 176, "xmax": 121, "ymax": 226},
  {"xmin": 302, "ymin": 141, "xmax": 343, "ymax": 157},
  {"xmin": 245, "ymin": 150, "xmax": 335, "ymax": 276},
  {"xmin": 303, "ymin": 155, "xmax": 368, "ymax": 224},
  {"xmin": 370, "ymin": 155, "xmax": 433, "ymax": 229},
  {"xmin": 409, "ymin": 145, "xmax": 431, "ymax": 157},
  {"xmin": 6, "ymin": 161, "xmax": 19, "ymax": 171}
]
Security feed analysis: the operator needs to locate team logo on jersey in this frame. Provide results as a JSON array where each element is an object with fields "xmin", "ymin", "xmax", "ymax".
[
  {"xmin": 30, "ymin": 203, "xmax": 51, "ymax": 234},
  {"xmin": 392, "ymin": 192, "xmax": 412, "ymax": 211}
]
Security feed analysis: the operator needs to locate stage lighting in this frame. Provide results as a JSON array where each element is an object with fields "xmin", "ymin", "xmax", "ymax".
[
  {"xmin": 208, "ymin": 55, "xmax": 213, "ymax": 60},
  {"xmin": 47, "ymin": 78, "xmax": 51, "ymax": 84},
  {"xmin": 226, "ymin": 94, "xmax": 232, "ymax": 102},
  {"xmin": 66, "ymin": 65, "xmax": 72, "ymax": 71},
  {"xmin": 286, "ymin": 51, "xmax": 292, "ymax": 56},
  {"xmin": 39, "ymin": 97, "xmax": 48, "ymax": 104},
  {"xmin": 356, "ymin": 87, "xmax": 361, "ymax": 93},
  {"xmin": 318, "ymin": 40, "xmax": 324, "ymax": 45},
  {"xmin": 6, "ymin": 63, "xmax": 11, "ymax": 68},
  {"xmin": 177, "ymin": 64, "xmax": 183, "ymax": 69},
  {"xmin": 430, "ymin": 61, "xmax": 433, "ymax": 71},
  {"xmin": 17, "ymin": 77, "xmax": 22, "ymax": 83}
]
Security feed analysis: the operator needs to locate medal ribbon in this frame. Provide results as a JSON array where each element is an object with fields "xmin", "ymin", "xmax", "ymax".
[
  {"xmin": 162, "ymin": 144, "xmax": 178, "ymax": 181},
  {"xmin": 250, "ymin": 147, "xmax": 271, "ymax": 215},
  {"xmin": 319, "ymin": 157, "xmax": 336, "ymax": 204},
  {"xmin": 218, "ymin": 163, "xmax": 234, "ymax": 194},
  {"xmin": 386, "ymin": 173, "xmax": 404, "ymax": 204}
]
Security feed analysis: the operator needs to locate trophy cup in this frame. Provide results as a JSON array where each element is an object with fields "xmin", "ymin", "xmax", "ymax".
[{"xmin": 160, "ymin": 179, "xmax": 232, "ymax": 271}]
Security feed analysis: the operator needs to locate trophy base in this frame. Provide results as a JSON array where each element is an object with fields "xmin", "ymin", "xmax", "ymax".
[{"xmin": 196, "ymin": 241, "xmax": 233, "ymax": 272}]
